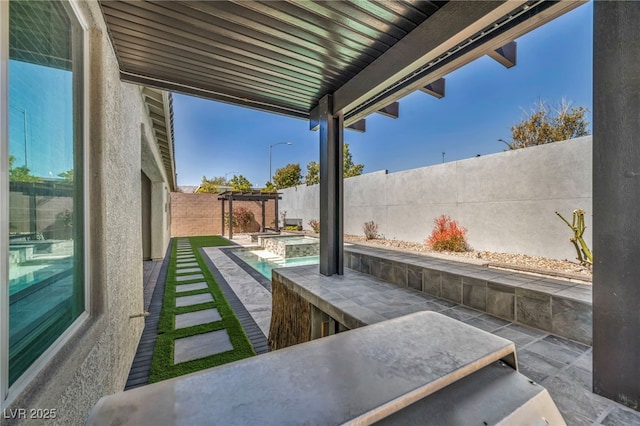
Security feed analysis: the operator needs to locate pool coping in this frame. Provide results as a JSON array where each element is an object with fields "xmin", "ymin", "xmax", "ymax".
[{"xmin": 220, "ymin": 247, "xmax": 273, "ymax": 292}]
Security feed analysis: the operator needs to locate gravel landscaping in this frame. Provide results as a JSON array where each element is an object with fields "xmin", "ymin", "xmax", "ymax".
[{"xmin": 343, "ymin": 234, "xmax": 592, "ymax": 282}]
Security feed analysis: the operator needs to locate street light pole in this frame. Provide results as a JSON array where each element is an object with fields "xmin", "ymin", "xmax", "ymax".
[{"xmin": 269, "ymin": 142, "xmax": 292, "ymax": 184}]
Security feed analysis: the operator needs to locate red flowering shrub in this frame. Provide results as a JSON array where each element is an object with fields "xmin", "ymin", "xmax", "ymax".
[
  {"xmin": 426, "ymin": 215, "xmax": 469, "ymax": 252},
  {"xmin": 224, "ymin": 207, "xmax": 255, "ymax": 232}
]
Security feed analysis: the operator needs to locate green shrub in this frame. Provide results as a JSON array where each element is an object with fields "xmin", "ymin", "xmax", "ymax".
[{"xmin": 426, "ymin": 215, "xmax": 469, "ymax": 252}]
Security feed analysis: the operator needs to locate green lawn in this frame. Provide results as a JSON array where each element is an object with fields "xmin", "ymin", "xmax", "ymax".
[{"xmin": 149, "ymin": 236, "xmax": 255, "ymax": 383}]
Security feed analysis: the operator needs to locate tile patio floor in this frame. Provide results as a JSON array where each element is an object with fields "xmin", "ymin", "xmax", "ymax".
[{"xmin": 126, "ymin": 236, "xmax": 640, "ymax": 425}]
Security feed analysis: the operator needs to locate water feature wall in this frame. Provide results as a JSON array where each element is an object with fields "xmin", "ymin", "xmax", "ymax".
[{"xmin": 259, "ymin": 236, "xmax": 319, "ymax": 259}]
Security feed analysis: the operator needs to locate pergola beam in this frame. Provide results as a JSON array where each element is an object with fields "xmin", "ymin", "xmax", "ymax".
[
  {"xmin": 122, "ymin": 71, "xmax": 309, "ymax": 120},
  {"xmin": 334, "ymin": 1, "xmax": 526, "ymax": 116},
  {"xmin": 420, "ymin": 78, "xmax": 446, "ymax": 99},
  {"xmin": 345, "ymin": 119, "xmax": 366, "ymax": 133},
  {"xmin": 341, "ymin": 1, "xmax": 584, "ymax": 127},
  {"xmin": 376, "ymin": 102, "xmax": 399, "ymax": 119},
  {"xmin": 487, "ymin": 41, "xmax": 517, "ymax": 68},
  {"xmin": 217, "ymin": 191, "xmax": 281, "ymax": 236}
]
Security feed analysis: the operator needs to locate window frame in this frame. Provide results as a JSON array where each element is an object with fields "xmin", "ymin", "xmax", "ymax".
[{"xmin": 0, "ymin": 0, "xmax": 91, "ymax": 406}]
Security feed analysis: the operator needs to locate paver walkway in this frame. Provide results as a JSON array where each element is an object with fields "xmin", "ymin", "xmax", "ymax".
[
  {"xmin": 202, "ymin": 247, "xmax": 272, "ymax": 337},
  {"xmin": 142, "ymin": 259, "xmax": 162, "ymax": 310},
  {"xmin": 170, "ymin": 239, "xmax": 232, "ymax": 364},
  {"xmin": 126, "ymin": 237, "xmax": 268, "ymax": 389},
  {"xmin": 125, "ymin": 248, "xmax": 172, "ymax": 390}
]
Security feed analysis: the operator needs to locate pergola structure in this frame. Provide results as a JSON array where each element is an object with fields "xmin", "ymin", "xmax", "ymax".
[
  {"xmin": 218, "ymin": 190, "xmax": 281, "ymax": 239},
  {"xmin": 99, "ymin": 1, "xmax": 640, "ymax": 410}
]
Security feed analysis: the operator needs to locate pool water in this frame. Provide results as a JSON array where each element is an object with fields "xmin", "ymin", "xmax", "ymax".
[{"xmin": 234, "ymin": 249, "xmax": 319, "ymax": 278}]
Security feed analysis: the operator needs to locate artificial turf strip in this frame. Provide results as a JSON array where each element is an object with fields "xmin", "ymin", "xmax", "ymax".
[
  {"xmin": 149, "ymin": 236, "xmax": 256, "ymax": 383},
  {"xmin": 187, "ymin": 235, "xmax": 235, "ymax": 248}
]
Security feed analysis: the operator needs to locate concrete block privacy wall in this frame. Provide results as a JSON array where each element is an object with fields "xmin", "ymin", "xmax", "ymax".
[
  {"xmin": 171, "ymin": 192, "xmax": 277, "ymax": 236},
  {"xmin": 280, "ymin": 137, "xmax": 592, "ymax": 260}
]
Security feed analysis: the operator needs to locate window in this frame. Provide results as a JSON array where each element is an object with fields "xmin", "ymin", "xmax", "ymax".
[{"xmin": 4, "ymin": 0, "xmax": 85, "ymax": 390}]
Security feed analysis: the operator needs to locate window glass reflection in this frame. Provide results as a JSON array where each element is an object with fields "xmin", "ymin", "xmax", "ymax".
[{"xmin": 8, "ymin": 0, "xmax": 84, "ymax": 386}]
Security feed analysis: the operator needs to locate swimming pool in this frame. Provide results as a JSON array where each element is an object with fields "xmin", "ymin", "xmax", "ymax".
[{"xmin": 233, "ymin": 249, "xmax": 319, "ymax": 279}]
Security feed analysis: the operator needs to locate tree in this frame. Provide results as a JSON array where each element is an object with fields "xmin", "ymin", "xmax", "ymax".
[
  {"xmin": 263, "ymin": 181, "xmax": 277, "ymax": 193},
  {"xmin": 273, "ymin": 163, "xmax": 302, "ymax": 189},
  {"xmin": 58, "ymin": 169, "xmax": 74, "ymax": 182},
  {"xmin": 304, "ymin": 143, "xmax": 364, "ymax": 185},
  {"xmin": 500, "ymin": 99, "xmax": 590, "ymax": 150},
  {"xmin": 305, "ymin": 161, "xmax": 319, "ymax": 186},
  {"xmin": 196, "ymin": 175, "xmax": 226, "ymax": 193},
  {"xmin": 229, "ymin": 174, "xmax": 252, "ymax": 191},
  {"xmin": 343, "ymin": 143, "xmax": 364, "ymax": 177},
  {"xmin": 9, "ymin": 155, "xmax": 41, "ymax": 183}
]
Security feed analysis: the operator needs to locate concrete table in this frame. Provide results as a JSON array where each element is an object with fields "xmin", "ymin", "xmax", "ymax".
[{"xmin": 84, "ymin": 312, "xmax": 563, "ymax": 425}]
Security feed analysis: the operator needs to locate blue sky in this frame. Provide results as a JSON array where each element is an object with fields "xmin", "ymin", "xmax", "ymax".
[
  {"xmin": 173, "ymin": 2, "xmax": 592, "ymax": 187},
  {"xmin": 9, "ymin": 61, "xmax": 74, "ymax": 178}
]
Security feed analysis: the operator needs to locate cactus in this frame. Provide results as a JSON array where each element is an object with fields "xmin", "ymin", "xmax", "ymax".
[{"xmin": 555, "ymin": 209, "xmax": 593, "ymax": 266}]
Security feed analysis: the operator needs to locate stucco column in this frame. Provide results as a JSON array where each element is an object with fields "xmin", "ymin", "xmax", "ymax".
[{"xmin": 593, "ymin": 1, "xmax": 640, "ymax": 411}]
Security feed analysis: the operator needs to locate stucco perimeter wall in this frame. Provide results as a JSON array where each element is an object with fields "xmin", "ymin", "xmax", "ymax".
[
  {"xmin": 171, "ymin": 192, "xmax": 277, "ymax": 236},
  {"xmin": 5, "ymin": 1, "xmax": 170, "ymax": 424},
  {"xmin": 280, "ymin": 137, "xmax": 592, "ymax": 260}
]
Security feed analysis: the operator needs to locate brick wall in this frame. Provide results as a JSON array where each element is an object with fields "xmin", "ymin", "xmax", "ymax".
[{"xmin": 171, "ymin": 192, "xmax": 277, "ymax": 237}]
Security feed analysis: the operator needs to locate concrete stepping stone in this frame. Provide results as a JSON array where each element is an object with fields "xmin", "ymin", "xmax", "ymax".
[
  {"xmin": 176, "ymin": 293, "xmax": 214, "ymax": 307},
  {"xmin": 176, "ymin": 282, "xmax": 209, "ymax": 293},
  {"xmin": 175, "ymin": 308, "xmax": 222, "ymax": 329},
  {"xmin": 176, "ymin": 274, "xmax": 204, "ymax": 282},
  {"xmin": 174, "ymin": 329, "xmax": 233, "ymax": 364},
  {"xmin": 176, "ymin": 257, "xmax": 196, "ymax": 262},
  {"xmin": 176, "ymin": 262, "xmax": 198, "ymax": 268},
  {"xmin": 177, "ymin": 267, "xmax": 201, "ymax": 274}
]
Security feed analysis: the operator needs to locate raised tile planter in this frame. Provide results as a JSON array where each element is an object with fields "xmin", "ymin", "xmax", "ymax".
[
  {"xmin": 344, "ymin": 246, "xmax": 592, "ymax": 345},
  {"xmin": 258, "ymin": 235, "xmax": 319, "ymax": 258}
]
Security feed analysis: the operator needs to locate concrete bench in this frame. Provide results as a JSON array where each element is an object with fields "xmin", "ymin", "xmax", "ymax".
[{"xmin": 86, "ymin": 312, "xmax": 563, "ymax": 425}]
